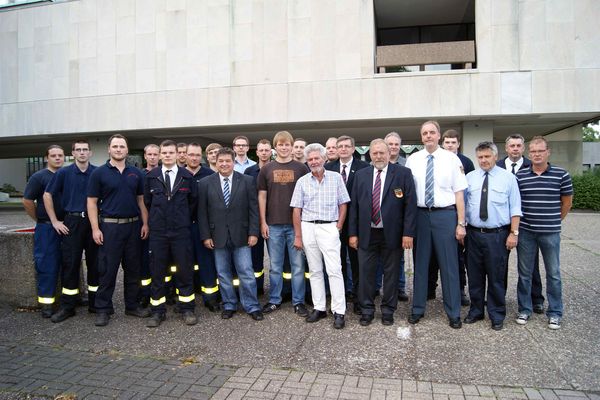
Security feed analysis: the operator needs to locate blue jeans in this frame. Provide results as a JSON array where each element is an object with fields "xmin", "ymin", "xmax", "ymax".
[
  {"xmin": 517, "ymin": 230, "xmax": 562, "ymax": 318},
  {"xmin": 266, "ymin": 224, "xmax": 305, "ymax": 305},
  {"xmin": 214, "ymin": 245, "xmax": 260, "ymax": 313}
]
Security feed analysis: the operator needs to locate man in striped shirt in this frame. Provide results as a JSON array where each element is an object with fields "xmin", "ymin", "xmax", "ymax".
[{"xmin": 515, "ymin": 136, "xmax": 573, "ymax": 330}]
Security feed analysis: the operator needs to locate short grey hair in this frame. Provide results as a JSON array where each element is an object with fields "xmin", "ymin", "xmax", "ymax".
[
  {"xmin": 384, "ymin": 131, "xmax": 401, "ymax": 142},
  {"xmin": 475, "ymin": 141, "xmax": 498, "ymax": 156},
  {"xmin": 505, "ymin": 134, "xmax": 525, "ymax": 144},
  {"xmin": 304, "ymin": 143, "xmax": 326, "ymax": 159}
]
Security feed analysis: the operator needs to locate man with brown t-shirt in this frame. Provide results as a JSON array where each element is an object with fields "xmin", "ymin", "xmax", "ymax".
[{"xmin": 258, "ymin": 131, "xmax": 309, "ymax": 317}]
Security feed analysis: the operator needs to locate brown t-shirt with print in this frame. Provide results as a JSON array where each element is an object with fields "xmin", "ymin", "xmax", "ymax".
[{"xmin": 257, "ymin": 160, "xmax": 309, "ymax": 225}]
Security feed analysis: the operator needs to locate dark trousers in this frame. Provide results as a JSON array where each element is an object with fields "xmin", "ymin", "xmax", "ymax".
[
  {"xmin": 139, "ymin": 238, "xmax": 151, "ymax": 300},
  {"xmin": 33, "ymin": 222, "xmax": 61, "ymax": 305},
  {"xmin": 412, "ymin": 209, "xmax": 461, "ymax": 319},
  {"xmin": 94, "ymin": 220, "xmax": 142, "ymax": 313},
  {"xmin": 358, "ymin": 229, "xmax": 401, "ymax": 316},
  {"xmin": 191, "ymin": 223, "xmax": 219, "ymax": 303},
  {"xmin": 507, "ymin": 252, "xmax": 544, "ymax": 306},
  {"xmin": 149, "ymin": 231, "xmax": 195, "ymax": 314},
  {"xmin": 340, "ymin": 228, "xmax": 359, "ymax": 299},
  {"xmin": 59, "ymin": 214, "xmax": 99, "ymax": 310},
  {"xmin": 466, "ymin": 228, "xmax": 509, "ymax": 322},
  {"xmin": 251, "ymin": 236, "xmax": 266, "ymax": 293}
]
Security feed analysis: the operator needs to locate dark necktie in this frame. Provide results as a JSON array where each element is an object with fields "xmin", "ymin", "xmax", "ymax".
[
  {"xmin": 165, "ymin": 170, "xmax": 172, "ymax": 198},
  {"xmin": 341, "ymin": 164, "xmax": 347, "ymax": 184},
  {"xmin": 425, "ymin": 154, "xmax": 434, "ymax": 208},
  {"xmin": 223, "ymin": 177, "xmax": 230, "ymax": 207},
  {"xmin": 371, "ymin": 170, "xmax": 382, "ymax": 225},
  {"xmin": 480, "ymin": 172, "xmax": 489, "ymax": 221},
  {"xmin": 511, "ymin": 162, "xmax": 517, "ymax": 175}
]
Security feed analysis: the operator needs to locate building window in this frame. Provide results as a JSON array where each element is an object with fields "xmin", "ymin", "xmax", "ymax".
[
  {"xmin": 374, "ymin": 0, "xmax": 476, "ymax": 73},
  {"xmin": 0, "ymin": 0, "xmax": 52, "ymax": 9}
]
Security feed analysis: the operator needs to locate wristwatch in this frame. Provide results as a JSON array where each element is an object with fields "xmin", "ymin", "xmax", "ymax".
[
  {"xmin": 512, "ymin": 229, "xmax": 519, "ymax": 236},
  {"xmin": 458, "ymin": 221, "xmax": 467, "ymax": 228}
]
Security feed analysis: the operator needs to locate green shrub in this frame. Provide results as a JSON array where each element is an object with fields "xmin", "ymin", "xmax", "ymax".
[
  {"xmin": 0, "ymin": 183, "xmax": 17, "ymax": 194},
  {"xmin": 572, "ymin": 168, "xmax": 600, "ymax": 211}
]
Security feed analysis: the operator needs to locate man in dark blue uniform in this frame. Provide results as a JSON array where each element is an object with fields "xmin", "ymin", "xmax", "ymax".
[
  {"xmin": 44, "ymin": 139, "xmax": 98, "ymax": 322},
  {"xmin": 244, "ymin": 138, "xmax": 273, "ymax": 295},
  {"xmin": 144, "ymin": 140, "xmax": 198, "ymax": 327},
  {"xmin": 138, "ymin": 144, "xmax": 160, "ymax": 307},
  {"xmin": 186, "ymin": 142, "xmax": 221, "ymax": 312},
  {"xmin": 87, "ymin": 134, "xmax": 151, "ymax": 326},
  {"xmin": 23, "ymin": 145, "xmax": 65, "ymax": 318}
]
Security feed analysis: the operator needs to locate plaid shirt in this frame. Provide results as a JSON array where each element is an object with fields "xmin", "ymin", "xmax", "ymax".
[{"xmin": 290, "ymin": 170, "xmax": 350, "ymax": 221}]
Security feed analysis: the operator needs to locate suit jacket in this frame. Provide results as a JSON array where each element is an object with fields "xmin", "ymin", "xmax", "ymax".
[
  {"xmin": 325, "ymin": 157, "xmax": 369, "ymax": 195},
  {"xmin": 496, "ymin": 156, "xmax": 531, "ymax": 172},
  {"xmin": 197, "ymin": 171, "xmax": 259, "ymax": 249},
  {"xmin": 348, "ymin": 163, "xmax": 417, "ymax": 250}
]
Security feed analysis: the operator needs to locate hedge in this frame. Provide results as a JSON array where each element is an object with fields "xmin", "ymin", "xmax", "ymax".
[{"xmin": 572, "ymin": 168, "xmax": 600, "ymax": 211}]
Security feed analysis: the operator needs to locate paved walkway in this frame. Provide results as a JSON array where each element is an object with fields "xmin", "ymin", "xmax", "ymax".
[
  {"xmin": 1, "ymin": 211, "xmax": 599, "ymax": 399},
  {"xmin": 0, "ymin": 341, "xmax": 597, "ymax": 400}
]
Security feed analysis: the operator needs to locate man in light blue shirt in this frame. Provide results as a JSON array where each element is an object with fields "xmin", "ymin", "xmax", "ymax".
[
  {"xmin": 233, "ymin": 135, "xmax": 256, "ymax": 173},
  {"xmin": 464, "ymin": 141, "xmax": 521, "ymax": 331}
]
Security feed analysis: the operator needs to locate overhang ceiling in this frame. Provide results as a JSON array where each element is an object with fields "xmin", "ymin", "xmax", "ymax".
[{"xmin": 374, "ymin": 0, "xmax": 475, "ymax": 28}]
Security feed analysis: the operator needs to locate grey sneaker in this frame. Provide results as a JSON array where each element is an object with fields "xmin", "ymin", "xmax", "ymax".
[
  {"xmin": 548, "ymin": 316, "xmax": 561, "ymax": 330},
  {"xmin": 516, "ymin": 313, "xmax": 530, "ymax": 325}
]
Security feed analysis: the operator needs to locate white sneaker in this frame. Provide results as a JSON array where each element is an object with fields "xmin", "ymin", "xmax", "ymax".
[
  {"xmin": 516, "ymin": 313, "xmax": 530, "ymax": 325},
  {"xmin": 548, "ymin": 316, "xmax": 561, "ymax": 330}
]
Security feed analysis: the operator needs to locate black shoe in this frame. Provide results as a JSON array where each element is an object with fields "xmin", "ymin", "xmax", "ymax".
[
  {"xmin": 353, "ymin": 303, "xmax": 362, "ymax": 315},
  {"xmin": 449, "ymin": 318, "xmax": 462, "ymax": 329},
  {"xmin": 40, "ymin": 305, "xmax": 54, "ymax": 319},
  {"xmin": 77, "ymin": 295, "xmax": 89, "ymax": 307},
  {"xmin": 359, "ymin": 314, "xmax": 374, "ymax": 326},
  {"xmin": 221, "ymin": 309, "xmax": 235, "ymax": 319},
  {"xmin": 533, "ymin": 304, "xmax": 544, "ymax": 314},
  {"xmin": 461, "ymin": 292, "xmax": 471, "ymax": 307},
  {"xmin": 205, "ymin": 300, "xmax": 222, "ymax": 313},
  {"xmin": 491, "ymin": 320, "xmax": 504, "ymax": 331},
  {"xmin": 294, "ymin": 303, "xmax": 308, "ymax": 317},
  {"xmin": 333, "ymin": 313, "xmax": 345, "ymax": 329},
  {"xmin": 463, "ymin": 315, "xmax": 484, "ymax": 324},
  {"xmin": 125, "ymin": 307, "xmax": 151, "ymax": 318},
  {"xmin": 146, "ymin": 313, "xmax": 166, "ymax": 328},
  {"xmin": 51, "ymin": 308, "xmax": 75, "ymax": 323},
  {"xmin": 408, "ymin": 313, "xmax": 423, "ymax": 324},
  {"xmin": 397, "ymin": 290, "xmax": 409, "ymax": 302},
  {"xmin": 305, "ymin": 309, "xmax": 327, "ymax": 323},
  {"xmin": 88, "ymin": 307, "xmax": 97, "ymax": 314},
  {"xmin": 182, "ymin": 311, "xmax": 198, "ymax": 326},
  {"xmin": 250, "ymin": 311, "xmax": 264, "ymax": 321},
  {"xmin": 95, "ymin": 313, "xmax": 110, "ymax": 327},
  {"xmin": 262, "ymin": 303, "xmax": 281, "ymax": 314},
  {"xmin": 382, "ymin": 314, "xmax": 394, "ymax": 326}
]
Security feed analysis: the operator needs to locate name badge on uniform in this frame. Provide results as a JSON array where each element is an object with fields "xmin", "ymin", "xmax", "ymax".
[{"xmin": 394, "ymin": 188, "xmax": 404, "ymax": 198}]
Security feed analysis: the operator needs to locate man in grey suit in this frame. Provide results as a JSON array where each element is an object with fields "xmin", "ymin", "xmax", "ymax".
[{"xmin": 198, "ymin": 147, "xmax": 263, "ymax": 321}]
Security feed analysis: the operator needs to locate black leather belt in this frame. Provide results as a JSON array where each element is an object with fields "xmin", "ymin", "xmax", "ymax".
[
  {"xmin": 468, "ymin": 225, "xmax": 509, "ymax": 233},
  {"xmin": 304, "ymin": 220, "xmax": 336, "ymax": 224},
  {"xmin": 100, "ymin": 216, "xmax": 139, "ymax": 224},
  {"xmin": 67, "ymin": 211, "xmax": 86, "ymax": 218},
  {"xmin": 418, "ymin": 205, "xmax": 456, "ymax": 211}
]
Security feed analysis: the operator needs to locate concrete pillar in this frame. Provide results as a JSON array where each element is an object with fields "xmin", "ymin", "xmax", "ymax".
[
  {"xmin": 544, "ymin": 126, "xmax": 583, "ymax": 176},
  {"xmin": 461, "ymin": 121, "xmax": 494, "ymax": 163}
]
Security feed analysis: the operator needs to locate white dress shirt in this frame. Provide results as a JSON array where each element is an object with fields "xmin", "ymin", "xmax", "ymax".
[{"xmin": 161, "ymin": 165, "xmax": 178, "ymax": 191}]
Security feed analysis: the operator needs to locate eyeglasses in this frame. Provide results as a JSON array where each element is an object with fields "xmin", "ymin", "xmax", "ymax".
[{"xmin": 529, "ymin": 149, "xmax": 548, "ymax": 155}]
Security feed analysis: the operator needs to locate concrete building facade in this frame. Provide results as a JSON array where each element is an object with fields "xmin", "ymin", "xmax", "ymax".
[{"xmin": 1, "ymin": 0, "xmax": 599, "ymax": 189}]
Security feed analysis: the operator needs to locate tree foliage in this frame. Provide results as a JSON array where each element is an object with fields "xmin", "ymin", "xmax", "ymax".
[
  {"xmin": 572, "ymin": 168, "xmax": 600, "ymax": 211},
  {"xmin": 582, "ymin": 125, "xmax": 600, "ymax": 142}
]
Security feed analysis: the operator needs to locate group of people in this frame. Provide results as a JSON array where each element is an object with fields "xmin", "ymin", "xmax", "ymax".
[{"xmin": 23, "ymin": 120, "xmax": 573, "ymax": 331}]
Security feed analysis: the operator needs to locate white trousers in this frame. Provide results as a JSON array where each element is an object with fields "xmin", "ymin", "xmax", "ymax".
[{"xmin": 301, "ymin": 221, "xmax": 346, "ymax": 315}]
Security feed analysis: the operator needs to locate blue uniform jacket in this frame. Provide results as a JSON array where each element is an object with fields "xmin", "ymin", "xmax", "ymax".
[{"xmin": 144, "ymin": 167, "xmax": 196, "ymax": 232}]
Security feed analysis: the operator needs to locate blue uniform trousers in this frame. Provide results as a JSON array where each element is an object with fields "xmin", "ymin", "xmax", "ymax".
[
  {"xmin": 251, "ymin": 236, "xmax": 266, "ymax": 293},
  {"xmin": 149, "ymin": 231, "xmax": 195, "ymax": 314},
  {"xmin": 412, "ymin": 209, "xmax": 461, "ymax": 319},
  {"xmin": 466, "ymin": 227, "xmax": 510, "ymax": 322},
  {"xmin": 191, "ymin": 222, "xmax": 219, "ymax": 303},
  {"xmin": 59, "ymin": 214, "xmax": 99, "ymax": 310},
  {"xmin": 94, "ymin": 220, "xmax": 142, "ymax": 313},
  {"xmin": 33, "ymin": 222, "xmax": 61, "ymax": 305}
]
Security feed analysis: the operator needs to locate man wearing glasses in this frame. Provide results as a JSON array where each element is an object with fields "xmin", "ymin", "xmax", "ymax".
[
  {"xmin": 233, "ymin": 136, "xmax": 256, "ymax": 173},
  {"xmin": 44, "ymin": 140, "xmax": 98, "ymax": 323}
]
